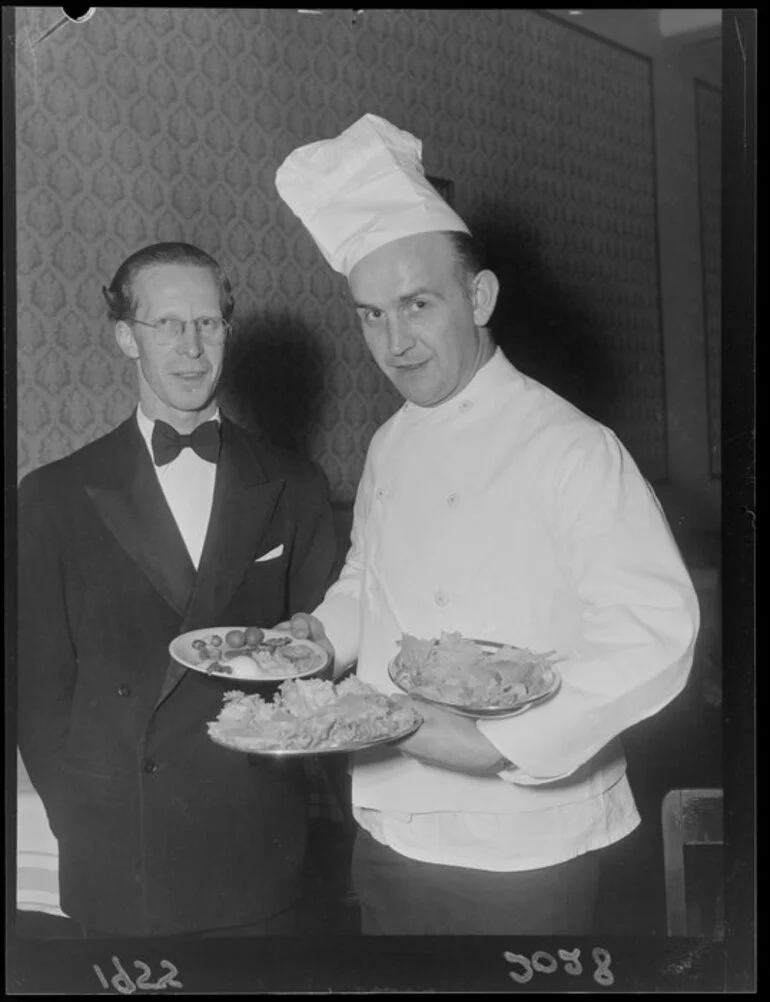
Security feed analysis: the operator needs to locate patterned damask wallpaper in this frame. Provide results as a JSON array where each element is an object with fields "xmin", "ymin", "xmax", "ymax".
[
  {"xmin": 16, "ymin": 7, "xmax": 667, "ymax": 499},
  {"xmin": 695, "ymin": 80, "xmax": 722, "ymax": 480}
]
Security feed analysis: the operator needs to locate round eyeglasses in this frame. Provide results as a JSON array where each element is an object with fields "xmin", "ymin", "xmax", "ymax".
[{"xmin": 130, "ymin": 317, "xmax": 231, "ymax": 345}]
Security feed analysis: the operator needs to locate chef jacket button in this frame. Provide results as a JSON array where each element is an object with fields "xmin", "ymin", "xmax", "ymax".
[
  {"xmin": 375, "ymin": 487, "xmax": 385, "ymax": 501},
  {"xmin": 447, "ymin": 493, "xmax": 460, "ymax": 508},
  {"xmin": 143, "ymin": 758, "xmax": 159, "ymax": 775},
  {"xmin": 117, "ymin": 684, "xmax": 132, "ymax": 698},
  {"xmin": 459, "ymin": 400, "xmax": 474, "ymax": 413},
  {"xmin": 434, "ymin": 590, "xmax": 449, "ymax": 607}
]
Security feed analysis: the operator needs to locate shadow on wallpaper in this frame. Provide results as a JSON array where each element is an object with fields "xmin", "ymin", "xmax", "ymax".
[
  {"xmin": 219, "ymin": 312, "xmax": 326, "ymax": 458},
  {"xmin": 220, "ymin": 210, "xmax": 622, "ymax": 462},
  {"xmin": 475, "ymin": 203, "xmax": 621, "ymax": 429}
]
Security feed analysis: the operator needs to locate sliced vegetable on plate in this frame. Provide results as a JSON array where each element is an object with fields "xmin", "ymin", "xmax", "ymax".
[
  {"xmin": 169, "ymin": 627, "xmax": 329, "ymax": 685},
  {"xmin": 388, "ymin": 632, "xmax": 561, "ymax": 717}
]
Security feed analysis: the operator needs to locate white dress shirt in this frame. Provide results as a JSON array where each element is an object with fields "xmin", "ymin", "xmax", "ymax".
[
  {"xmin": 313, "ymin": 349, "xmax": 699, "ymax": 871},
  {"xmin": 136, "ymin": 408, "xmax": 219, "ymax": 569}
]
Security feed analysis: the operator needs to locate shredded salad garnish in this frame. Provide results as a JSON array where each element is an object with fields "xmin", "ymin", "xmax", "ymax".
[{"xmin": 208, "ymin": 675, "xmax": 421, "ymax": 752}]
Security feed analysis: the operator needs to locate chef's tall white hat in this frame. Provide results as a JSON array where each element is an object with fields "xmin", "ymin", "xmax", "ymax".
[{"xmin": 275, "ymin": 113, "xmax": 470, "ymax": 277}]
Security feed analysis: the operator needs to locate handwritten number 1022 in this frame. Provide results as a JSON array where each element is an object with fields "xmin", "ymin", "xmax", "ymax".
[
  {"xmin": 93, "ymin": 956, "xmax": 182, "ymax": 994},
  {"xmin": 503, "ymin": 947, "xmax": 614, "ymax": 987}
]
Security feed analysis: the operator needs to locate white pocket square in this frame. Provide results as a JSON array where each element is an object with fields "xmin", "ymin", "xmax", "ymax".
[{"xmin": 255, "ymin": 544, "xmax": 284, "ymax": 563}]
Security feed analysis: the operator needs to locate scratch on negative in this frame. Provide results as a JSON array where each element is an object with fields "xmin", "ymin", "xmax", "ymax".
[
  {"xmin": 22, "ymin": 12, "xmax": 70, "ymax": 102},
  {"xmin": 31, "ymin": 14, "xmax": 69, "ymax": 48},
  {"xmin": 23, "ymin": 25, "xmax": 39, "ymax": 103},
  {"xmin": 734, "ymin": 18, "xmax": 747, "ymax": 66},
  {"xmin": 663, "ymin": 940, "xmax": 708, "ymax": 977},
  {"xmin": 734, "ymin": 19, "xmax": 748, "ymax": 151}
]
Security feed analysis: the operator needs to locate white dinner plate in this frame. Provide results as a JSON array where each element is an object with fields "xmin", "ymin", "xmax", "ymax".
[
  {"xmin": 169, "ymin": 627, "xmax": 330, "ymax": 686},
  {"xmin": 208, "ymin": 715, "xmax": 423, "ymax": 757}
]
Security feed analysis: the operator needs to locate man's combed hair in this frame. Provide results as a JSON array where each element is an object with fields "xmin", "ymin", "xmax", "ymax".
[
  {"xmin": 102, "ymin": 242, "xmax": 235, "ymax": 324},
  {"xmin": 445, "ymin": 231, "xmax": 487, "ymax": 287}
]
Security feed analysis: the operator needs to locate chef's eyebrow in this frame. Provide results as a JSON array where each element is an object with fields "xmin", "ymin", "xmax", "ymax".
[{"xmin": 353, "ymin": 288, "xmax": 437, "ymax": 310}]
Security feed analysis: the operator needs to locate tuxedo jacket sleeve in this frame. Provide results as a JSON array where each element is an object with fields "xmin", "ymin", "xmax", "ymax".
[{"xmin": 17, "ymin": 467, "xmax": 81, "ymax": 832}]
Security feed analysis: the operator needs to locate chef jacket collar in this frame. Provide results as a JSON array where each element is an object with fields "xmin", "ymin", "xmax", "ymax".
[{"xmin": 404, "ymin": 346, "xmax": 509, "ymax": 416}]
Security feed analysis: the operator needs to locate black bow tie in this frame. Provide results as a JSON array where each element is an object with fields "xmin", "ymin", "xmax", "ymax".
[{"xmin": 151, "ymin": 420, "xmax": 221, "ymax": 466}]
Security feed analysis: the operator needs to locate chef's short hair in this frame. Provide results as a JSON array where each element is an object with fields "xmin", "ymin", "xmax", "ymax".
[
  {"xmin": 102, "ymin": 243, "xmax": 235, "ymax": 323},
  {"xmin": 445, "ymin": 231, "xmax": 487, "ymax": 287}
]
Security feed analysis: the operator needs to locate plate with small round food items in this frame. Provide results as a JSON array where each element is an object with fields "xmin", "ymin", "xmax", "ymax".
[
  {"xmin": 207, "ymin": 675, "xmax": 424, "ymax": 756},
  {"xmin": 169, "ymin": 626, "xmax": 330, "ymax": 687},
  {"xmin": 388, "ymin": 632, "xmax": 561, "ymax": 719}
]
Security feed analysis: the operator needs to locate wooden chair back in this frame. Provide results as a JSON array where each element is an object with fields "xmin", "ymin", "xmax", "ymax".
[{"xmin": 661, "ymin": 787, "xmax": 724, "ymax": 936}]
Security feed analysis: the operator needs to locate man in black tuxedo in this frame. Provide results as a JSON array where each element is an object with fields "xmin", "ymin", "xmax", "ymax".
[{"xmin": 17, "ymin": 242, "xmax": 339, "ymax": 937}]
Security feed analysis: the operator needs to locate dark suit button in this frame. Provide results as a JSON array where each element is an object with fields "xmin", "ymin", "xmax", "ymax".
[
  {"xmin": 143, "ymin": 758, "xmax": 158, "ymax": 775},
  {"xmin": 117, "ymin": 684, "xmax": 132, "ymax": 698}
]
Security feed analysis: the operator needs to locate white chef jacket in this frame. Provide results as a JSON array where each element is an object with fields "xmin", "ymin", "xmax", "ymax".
[
  {"xmin": 313, "ymin": 349, "xmax": 699, "ymax": 871},
  {"xmin": 136, "ymin": 407, "xmax": 219, "ymax": 569}
]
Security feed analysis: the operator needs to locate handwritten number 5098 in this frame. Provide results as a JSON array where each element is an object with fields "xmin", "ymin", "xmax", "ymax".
[{"xmin": 503, "ymin": 947, "xmax": 614, "ymax": 987}]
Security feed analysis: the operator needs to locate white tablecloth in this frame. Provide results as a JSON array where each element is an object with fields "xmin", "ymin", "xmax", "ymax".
[{"xmin": 16, "ymin": 754, "xmax": 66, "ymax": 917}]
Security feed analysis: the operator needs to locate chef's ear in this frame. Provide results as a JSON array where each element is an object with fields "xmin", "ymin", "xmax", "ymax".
[
  {"xmin": 115, "ymin": 320, "xmax": 140, "ymax": 360},
  {"xmin": 470, "ymin": 270, "xmax": 499, "ymax": 327}
]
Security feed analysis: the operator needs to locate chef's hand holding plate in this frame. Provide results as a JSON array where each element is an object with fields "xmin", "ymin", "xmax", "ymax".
[
  {"xmin": 394, "ymin": 697, "xmax": 513, "ymax": 777},
  {"xmin": 274, "ymin": 613, "xmax": 336, "ymax": 679}
]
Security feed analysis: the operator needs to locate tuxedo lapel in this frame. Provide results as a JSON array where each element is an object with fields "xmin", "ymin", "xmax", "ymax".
[
  {"xmin": 85, "ymin": 419, "xmax": 196, "ymax": 617},
  {"xmin": 154, "ymin": 419, "xmax": 286, "ymax": 709}
]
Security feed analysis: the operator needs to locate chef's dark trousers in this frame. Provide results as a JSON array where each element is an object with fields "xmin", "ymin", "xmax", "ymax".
[
  {"xmin": 78, "ymin": 902, "xmax": 299, "ymax": 939},
  {"xmin": 351, "ymin": 829, "xmax": 600, "ymax": 935}
]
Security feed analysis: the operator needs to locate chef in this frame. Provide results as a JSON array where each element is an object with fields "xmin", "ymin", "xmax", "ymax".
[{"xmin": 274, "ymin": 113, "xmax": 700, "ymax": 935}]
